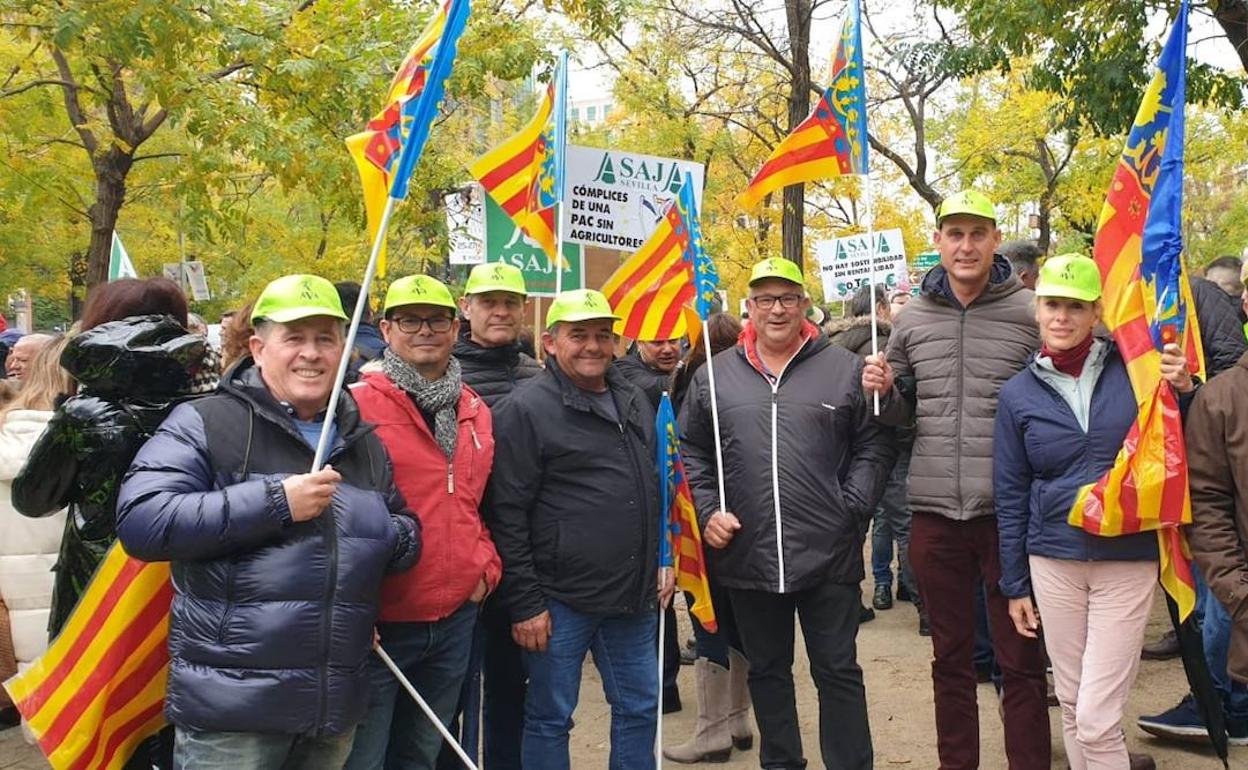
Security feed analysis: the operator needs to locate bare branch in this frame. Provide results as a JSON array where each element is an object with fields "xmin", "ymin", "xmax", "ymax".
[{"xmin": 49, "ymin": 48, "xmax": 98, "ymax": 155}]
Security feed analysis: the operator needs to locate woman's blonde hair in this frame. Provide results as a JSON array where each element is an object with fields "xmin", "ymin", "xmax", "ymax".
[{"xmin": 0, "ymin": 335, "xmax": 75, "ymax": 423}]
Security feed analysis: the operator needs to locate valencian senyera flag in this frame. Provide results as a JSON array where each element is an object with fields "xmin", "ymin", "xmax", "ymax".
[
  {"xmin": 346, "ymin": 0, "xmax": 471, "ymax": 275},
  {"xmin": 657, "ymin": 393, "xmax": 717, "ymax": 633},
  {"xmin": 468, "ymin": 59, "xmax": 568, "ymax": 267},
  {"xmin": 1073, "ymin": 0, "xmax": 1204, "ymax": 620},
  {"xmin": 4, "ymin": 544, "xmax": 173, "ymax": 770},
  {"xmin": 737, "ymin": 0, "xmax": 867, "ymax": 209},
  {"xmin": 601, "ymin": 171, "xmax": 718, "ymax": 341}
]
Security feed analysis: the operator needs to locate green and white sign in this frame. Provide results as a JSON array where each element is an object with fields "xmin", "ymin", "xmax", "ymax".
[
  {"xmin": 815, "ymin": 228, "xmax": 908, "ymax": 300},
  {"xmin": 912, "ymin": 251, "xmax": 940, "ymax": 272},
  {"xmin": 483, "ymin": 194, "xmax": 583, "ymax": 298}
]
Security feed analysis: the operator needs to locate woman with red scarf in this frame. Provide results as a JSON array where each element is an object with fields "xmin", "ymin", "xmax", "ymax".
[{"xmin": 993, "ymin": 254, "xmax": 1195, "ymax": 770}]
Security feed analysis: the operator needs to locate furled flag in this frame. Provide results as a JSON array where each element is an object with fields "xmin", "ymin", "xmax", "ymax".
[
  {"xmin": 1071, "ymin": 0, "xmax": 1204, "ymax": 620},
  {"xmin": 737, "ymin": 0, "xmax": 867, "ymax": 210},
  {"xmin": 657, "ymin": 393, "xmax": 717, "ymax": 633},
  {"xmin": 4, "ymin": 544, "xmax": 173, "ymax": 770},
  {"xmin": 108, "ymin": 231, "xmax": 137, "ymax": 281},
  {"xmin": 468, "ymin": 68, "xmax": 566, "ymax": 265},
  {"xmin": 602, "ymin": 172, "xmax": 718, "ymax": 341},
  {"xmin": 346, "ymin": 0, "xmax": 471, "ymax": 274}
]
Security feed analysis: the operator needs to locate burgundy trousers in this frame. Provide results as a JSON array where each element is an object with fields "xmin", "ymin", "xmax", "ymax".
[{"xmin": 909, "ymin": 513, "xmax": 1050, "ymax": 770}]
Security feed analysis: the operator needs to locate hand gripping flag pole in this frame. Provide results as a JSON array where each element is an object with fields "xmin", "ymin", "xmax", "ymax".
[{"xmin": 321, "ymin": 3, "xmax": 479, "ymax": 767}]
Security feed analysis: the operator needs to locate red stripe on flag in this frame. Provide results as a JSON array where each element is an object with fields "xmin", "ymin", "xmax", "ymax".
[
  {"xmin": 40, "ymin": 580, "xmax": 173, "ymax": 749},
  {"xmin": 20, "ymin": 558, "xmax": 146, "ymax": 711},
  {"xmin": 499, "ymin": 186, "xmax": 529, "ymax": 218},
  {"xmin": 63, "ymin": 646, "xmax": 169, "ymax": 770},
  {"xmin": 604, "ymin": 229, "xmax": 682, "ymax": 308},
  {"xmin": 751, "ymin": 137, "xmax": 841, "ymax": 182},
  {"xmin": 621, "ymin": 260, "xmax": 693, "ymax": 339},
  {"xmin": 87, "ymin": 701, "xmax": 167, "ymax": 770},
  {"xmin": 653, "ymin": 283, "xmax": 696, "ymax": 340},
  {"xmin": 1114, "ymin": 316, "xmax": 1155, "ymax": 363},
  {"xmin": 478, "ymin": 144, "xmax": 539, "ymax": 193}
]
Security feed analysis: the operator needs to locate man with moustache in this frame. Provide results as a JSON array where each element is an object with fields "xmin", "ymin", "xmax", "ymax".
[{"xmin": 484, "ymin": 289, "xmax": 673, "ymax": 770}]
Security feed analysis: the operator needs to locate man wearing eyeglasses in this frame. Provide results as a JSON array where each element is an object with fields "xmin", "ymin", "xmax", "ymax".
[
  {"xmin": 345, "ymin": 274, "xmax": 501, "ymax": 769},
  {"xmin": 679, "ymin": 257, "xmax": 895, "ymax": 769}
]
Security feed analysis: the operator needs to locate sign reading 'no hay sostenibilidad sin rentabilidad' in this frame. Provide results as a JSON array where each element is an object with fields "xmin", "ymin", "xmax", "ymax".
[
  {"xmin": 816, "ymin": 229, "xmax": 909, "ymax": 301},
  {"xmin": 561, "ymin": 145, "xmax": 706, "ymax": 251}
]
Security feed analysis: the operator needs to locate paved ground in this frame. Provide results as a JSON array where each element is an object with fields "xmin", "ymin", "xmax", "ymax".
[{"xmin": 3, "ymin": 583, "xmax": 1244, "ymax": 768}]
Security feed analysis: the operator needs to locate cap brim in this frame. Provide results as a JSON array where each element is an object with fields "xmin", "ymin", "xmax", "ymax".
[
  {"xmin": 548, "ymin": 311, "xmax": 621, "ymax": 327},
  {"xmin": 385, "ymin": 299, "xmax": 459, "ymax": 313},
  {"xmin": 1034, "ymin": 288, "xmax": 1101, "ymax": 302},
  {"xmin": 258, "ymin": 307, "xmax": 349, "ymax": 324},
  {"xmin": 936, "ymin": 211, "xmax": 997, "ymax": 226},
  {"xmin": 466, "ymin": 285, "xmax": 527, "ymax": 297},
  {"xmin": 748, "ymin": 274, "xmax": 803, "ymax": 286}
]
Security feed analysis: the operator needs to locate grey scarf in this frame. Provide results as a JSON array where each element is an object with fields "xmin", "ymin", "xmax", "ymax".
[{"xmin": 382, "ymin": 348, "xmax": 461, "ymax": 459}]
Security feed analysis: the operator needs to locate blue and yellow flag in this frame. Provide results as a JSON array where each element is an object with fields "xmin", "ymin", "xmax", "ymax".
[{"xmin": 657, "ymin": 393, "xmax": 717, "ymax": 632}]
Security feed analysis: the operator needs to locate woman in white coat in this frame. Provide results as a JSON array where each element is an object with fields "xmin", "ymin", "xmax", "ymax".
[{"xmin": 0, "ymin": 336, "xmax": 73, "ymax": 724}]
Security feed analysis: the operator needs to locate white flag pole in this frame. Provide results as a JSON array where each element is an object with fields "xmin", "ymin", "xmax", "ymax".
[
  {"xmin": 702, "ymin": 318, "xmax": 729, "ymax": 514},
  {"xmin": 656, "ymin": 605, "xmax": 666, "ymax": 768},
  {"xmin": 376, "ymin": 643, "xmax": 480, "ymax": 770},
  {"xmin": 553, "ymin": 50, "xmax": 570, "ymax": 296},
  {"xmin": 864, "ymin": 179, "xmax": 880, "ymax": 417}
]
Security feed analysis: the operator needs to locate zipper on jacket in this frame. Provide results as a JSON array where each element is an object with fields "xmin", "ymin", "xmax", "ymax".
[
  {"xmin": 618, "ymin": 412, "xmax": 650, "ymax": 612},
  {"xmin": 447, "ymin": 465, "xmax": 455, "ymax": 494},
  {"xmin": 770, "ymin": 384, "xmax": 785, "ymax": 593},
  {"xmin": 955, "ymin": 309, "xmax": 966, "ymax": 513},
  {"xmin": 317, "ymin": 450, "xmax": 341, "ymax": 734}
]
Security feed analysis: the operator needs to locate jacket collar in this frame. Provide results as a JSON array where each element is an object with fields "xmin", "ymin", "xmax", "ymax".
[
  {"xmin": 737, "ymin": 319, "xmax": 827, "ymax": 380},
  {"xmin": 453, "ymin": 326, "xmax": 522, "ymax": 367},
  {"xmin": 921, "ymin": 254, "xmax": 1021, "ymax": 309},
  {"xmin": 360, "ymin": 369, "xmax": 481, "ymax": 425},
  {"xmin": 546, "ymin": 356, "xmax": 641, "ymax": 428},
  {"xmin": 222, "ymin": 357, "xmax": 371, "ymax": 448}
]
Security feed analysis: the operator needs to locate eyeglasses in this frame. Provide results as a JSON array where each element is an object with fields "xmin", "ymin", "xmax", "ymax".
[
  {"xmin": 750, "ymin": 293, "xmax": 803, "ymax": 310},
  {"xmin": 392, "ymin": 315, "xmax": 454, "ymax": 334}
]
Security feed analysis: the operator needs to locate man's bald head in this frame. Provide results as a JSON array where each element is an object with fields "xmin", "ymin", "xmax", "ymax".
[{"xmin": 6, "ymin": 334, "xmax": 55, "ymax": 381}]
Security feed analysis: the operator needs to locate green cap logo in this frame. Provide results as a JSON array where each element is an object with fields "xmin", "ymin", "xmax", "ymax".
[
  {"xmin": 748, "ymin": 256, "xmax": 804, "ymax": 287},
  {"xmin": 384, "ymin": 274, "xmax": 457, "ymax": 313},
  {"xmin": 545, "ymin": 289, "xmax": 621, "ymax": 328},
  {"xmin": 464, "ymin": 262, "xmax": 528, "ymax": 296},
  {"xmin": 251, "ymin": 274, "xmax": 349, "ymax": 324}
]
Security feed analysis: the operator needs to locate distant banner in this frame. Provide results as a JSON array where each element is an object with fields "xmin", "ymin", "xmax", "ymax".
[
  {"xmin": 816, "ymin": 229, "xmax": 907, "ymax": 300},
  {"xmin": 446, "ymin": 187, "xmax": 484, "ymax": 265},
  {"xmin": 483, "ymin": 193, "xmax": 582, "ymax": 297},
  {"xmin": 561, "ymin": 146, "xmax": 704, "ymax": 251}
]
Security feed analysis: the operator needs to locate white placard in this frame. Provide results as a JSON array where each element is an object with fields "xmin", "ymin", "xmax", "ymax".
[
  {"xmin": 446, "ymin": 187, "xmax": 484, "ymax": 265},
  {"xmin": 816, "ymin": 229, "xmax": 908, "ymax": 301},
  {"xmin": 561, "ymin": 145, "xmax": 705, "ymax": 251},
  {"xmin": 163, "ymin": 263, "xmax": 184, "ymax": 285},
  {"xmin": 183, "ymin": 261, "xmax": 211, "ymax": 301}
]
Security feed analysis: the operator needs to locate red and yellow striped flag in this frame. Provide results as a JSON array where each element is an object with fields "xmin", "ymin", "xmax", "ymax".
[
  {"xmin": 3, "ymin": 544, "xmax": 172, "ymax": 770},
  {"xmin": 468, "ymin": 84, "xmax": 559, "ymax": 261},
  {"xmin": 657, "ymin": 394, "xmax": 716, "ymax": 632},
  {"xmin": 1069, "ymin": 3, "xmax": 1202, "ymax": 620}
]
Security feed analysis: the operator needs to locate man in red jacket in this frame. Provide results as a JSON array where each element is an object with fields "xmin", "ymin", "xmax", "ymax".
[{"xmin": 345, "ymin": 274, "xmax": 500, "ymax": 770}]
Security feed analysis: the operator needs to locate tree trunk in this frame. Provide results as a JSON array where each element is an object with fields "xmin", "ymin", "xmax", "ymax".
[
  {"xmin": 782, "ymin": 0, "xmax": 812, "ymax": 272},
  {"xmin": 1213, "ymin": 0, "xmax": 1248, "ymax": 73},
  {"xmin": 1036, "ymin": 205, "xmax": 1052, "ymax": 252},
  {"xmin": 84, "ymin": 148, "xmax": 134, "ymax": 288}
]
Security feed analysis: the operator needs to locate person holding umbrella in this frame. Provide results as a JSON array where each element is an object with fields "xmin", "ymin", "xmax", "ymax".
[{"xmin": 994, "ymin": 254, "xmax": 1195, "ymax": 770}]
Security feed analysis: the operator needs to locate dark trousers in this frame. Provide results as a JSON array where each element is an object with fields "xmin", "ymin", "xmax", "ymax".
[
  {"xmin": 729, "ymin": 579, "xmax": 871, "ymax": 770},
  {"xmin": 662, "ymin": 605, "xmax": 681, "ymax": 709},
  {"xmin": 909, "ymin": 513, "xmax": 1050, "ymax": 770},
  {"xmin": 480, "ymin": 599, "xmax": 526, "ymax": 770}
]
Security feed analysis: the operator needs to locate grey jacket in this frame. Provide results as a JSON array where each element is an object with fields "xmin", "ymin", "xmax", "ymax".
[{"xmin": 877, "ymin": 256, "xmax": 1038, "ymax": 520}]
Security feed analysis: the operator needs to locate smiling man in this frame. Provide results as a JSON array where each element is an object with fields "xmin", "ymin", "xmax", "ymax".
[
  {"xmin": 862, "ymin": 191, "xmax": 1048, "ymax": 770},
  {"xmin": 679, "ymin": 257, "xmax": 895, "ymax": 770},
  {"xmin": 116, "ymin": 274, "xmax": 421, "ymax": 770},
  {"xmin": 484, "ymin": 288, "xmax": 672, "ymax": 770}
]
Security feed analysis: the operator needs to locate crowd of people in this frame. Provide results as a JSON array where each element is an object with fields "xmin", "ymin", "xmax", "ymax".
[{"xmin": 0, "ymin": 187, "xmax": 1247, "ymax": 770}]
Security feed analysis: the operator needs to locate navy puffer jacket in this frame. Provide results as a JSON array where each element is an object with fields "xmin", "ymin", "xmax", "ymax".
[
  {"xmin": 116, "ymin": 359, "xmax": 421, "ymax": 736},
  {"xmin": 994, "ymin": 342, "xmax": 1157, "ymax": 599}
]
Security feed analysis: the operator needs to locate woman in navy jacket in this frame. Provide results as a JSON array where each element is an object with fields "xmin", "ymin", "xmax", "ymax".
[{"xmin": 994, "ymin": 254, "xmax": 1194, "ymax": 770}]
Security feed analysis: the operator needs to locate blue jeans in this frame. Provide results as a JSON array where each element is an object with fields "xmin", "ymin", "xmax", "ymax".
[
  {"xmin": 481, "ymin": 599, "xmax": 526, "ymax": 770},
  {"xmin": 871, "ymin": 448, "xmax": 915, "ymax": 596},
  {"xmin": 345, "ymin": 601, "xmax": 479, "ymax": 770},
  {"xmin": 174, "ymin": 728, "xmax": 354, "ymax": 770},
  {"xmin": 522, "ymin": 600, "xmax": 658, "ymax": 770},
  {"xmin": 1195, "ymin": 571, "xmax": 1248, "ymax": 719}
]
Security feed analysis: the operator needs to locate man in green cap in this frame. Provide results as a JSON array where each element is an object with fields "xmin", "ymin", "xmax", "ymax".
[
  {"xmin": 485, "ymin": 288, "xmax": 673, "ymax": 770},
  {"xmin": 862, "ymin": 191, "xmax": 1049, "ymax": 769},
  {"xmin": 679, "ymin": 256, "xmax": 895, "ymax": 769},
  {"xmin": 343, "ymin": 274, "xmax": 500, "ymax": 770},
  {"xmin": 116, "ymin": 273, "xmax": 421, "ymax": 768},
  {"xmin": 450, "ymin": 261, "xmax": 542, "ymax": 769}
]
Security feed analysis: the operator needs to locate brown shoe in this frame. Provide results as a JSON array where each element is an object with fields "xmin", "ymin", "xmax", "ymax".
[{"xmin": 1141, "ymin": 630, "xmax": 1180, "ymax": 660}]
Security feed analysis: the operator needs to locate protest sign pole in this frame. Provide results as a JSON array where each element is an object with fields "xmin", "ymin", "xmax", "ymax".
[
  {"xmin": 702, "ymin": 319, "xmax": 730, "ymax": 515},
  {"xmin": 656, "ymin": 605, "xmax": 666, "ymax": 767},
  {"xmin": 553, "ymin": 50, "xmax": 569, "ymax": 296},
  {"xmin": 863, "ymin": 178, "xmax": 880, "ymax": 416},
  {"xmin": 377, "ymin": 643, "xmax": 481, "ymax": 770}
]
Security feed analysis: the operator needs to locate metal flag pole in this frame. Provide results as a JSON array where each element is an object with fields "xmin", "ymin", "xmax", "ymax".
[
  {"xmin": 655, "ymin": 604, "xmax": 666, "ymax": 768},
  {"xmin": 553, "ymin": 50, "xmax": 570, "ymax": 296},
  {"xmin": 863, "ymin": 177, "xmax": 880, "ymax": 417},
  {"xmin": 701, "ymin": 318, "xmax": 730, "ymax": 514},
  {"xmin": 377, "ymin": 643, "xmax": 481, "ymax": 770}
]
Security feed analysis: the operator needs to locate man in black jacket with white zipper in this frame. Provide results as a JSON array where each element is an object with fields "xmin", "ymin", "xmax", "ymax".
[
  {"xmin": 484, "ymin": 288, "xmax": 673, "ymax": 770},
  {"xmin": 680, "ymin": 258, "xmax": 895, "ymax": 770}
]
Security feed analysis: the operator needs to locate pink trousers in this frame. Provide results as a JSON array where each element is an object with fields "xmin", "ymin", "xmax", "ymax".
[{"xmin": 1029, "ymin": 556, "xmax": 1157, "ymax": 770}]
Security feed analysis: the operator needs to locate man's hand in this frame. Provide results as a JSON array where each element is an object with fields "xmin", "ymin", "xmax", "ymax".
[
  {"xmin": 512, "ymin": 610, "xmax": 553, "ymax": 652},
  {"xmin": 469, "ymin": 577, "xmax": 489, "ymax": 603},
  {"xmin": 1160, "ymin": 343, "xmax": 1195, "ymax": 394},
  {"xmin": 658, "ymin": 567, "xmax": 675, "ymax": 609},
  {"xmin": 1008, "ymin": 597, "xmax": 1041, "ymax": 639},
  {"xmin": 862, "ymin": 354, "xmax": 894, "ymax": 398},
  {"xmin": 282, "ymin": 466, "xmax": 342, "ymax": 523},
  {"xmin": 704, "ymin": 511, "xmax": 741, "ymax": 549}
]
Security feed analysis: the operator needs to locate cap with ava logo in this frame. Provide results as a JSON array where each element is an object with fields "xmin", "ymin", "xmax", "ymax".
[
  {"xmin": 251, "ymin": 274, "xmax": 349, "ymax": 324},
  {"xmin": 545, "ymin": 289, "xmax": 621, "ymax": 328},
  {"xmin": 748, "ymin": 257, "xmax": 804, "ymax": 287},
  {"xmin": 384, "ymin": 274, "xmax": 458, "ymax": 314},
  {"xmin": 936, "ymin": 189, "xmax": 997, "ymax": 225},
  {"xmin": 465, "ymin": 262, "xmax": 527, "ymax": 296},
  {"xmin": 1035, "ymin": 253, "xmax": 1102, "ymax": 302}
]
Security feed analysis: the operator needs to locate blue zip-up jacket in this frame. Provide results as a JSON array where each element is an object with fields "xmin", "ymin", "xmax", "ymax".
[
  {"xmin": 994, "ymin": 341, "xmax": 1157, "ymax": 599},
  {"xmin": 116, "ymin": 360, "xmax": 421, "ymax": 735}
]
